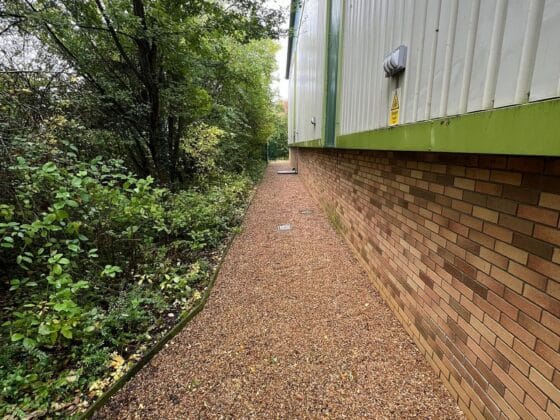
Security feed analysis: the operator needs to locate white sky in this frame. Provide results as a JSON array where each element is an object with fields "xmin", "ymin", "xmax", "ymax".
[{"xmin": 269, "ymin": 0, "xmax": 291, "ymax": 101}]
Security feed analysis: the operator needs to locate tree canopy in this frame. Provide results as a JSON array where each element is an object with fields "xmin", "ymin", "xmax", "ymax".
[{"xmin": 1, "ymin": 0, "xmax": 285, "ymax": 182}]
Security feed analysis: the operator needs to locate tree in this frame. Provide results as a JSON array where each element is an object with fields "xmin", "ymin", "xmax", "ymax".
[
  {"xmin": 1, "ymin": 0, "xmax": 285, "ymax": 182},
  {"xmin": 267, "ymin": 102, "xmax": 288, "ymax": 160}
]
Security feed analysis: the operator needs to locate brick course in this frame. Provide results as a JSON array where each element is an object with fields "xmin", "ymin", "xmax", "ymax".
[{"xmin": 296, "ymin": 148, "xmax": 560, "ymax": 419}]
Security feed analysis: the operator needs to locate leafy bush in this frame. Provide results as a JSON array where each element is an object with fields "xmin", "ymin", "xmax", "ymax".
[
  {"xmin": 1, "ymin": 157, "xmax": 166, "ymax": 349},
  {"xmin": 169, "ymin": 174, "xmax": 251, "ymax": 250},
  {"xmin": 267, "ymin": 103, "xmax": 289, "ymax": 160},
  {"xmin": 0, "ymin": 154, "xmax": 261, "ymax": 417}
]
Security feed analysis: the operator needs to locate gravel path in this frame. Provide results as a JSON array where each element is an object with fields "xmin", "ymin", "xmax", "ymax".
[{"xmin": 99, "ymin": 162, "xmax": 463, "ymax": 419}]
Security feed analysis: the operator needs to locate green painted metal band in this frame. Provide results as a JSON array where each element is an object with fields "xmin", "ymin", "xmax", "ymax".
[
  {"xmin": 291, "ymin": 138, "xmax": 323, "ymax": 148},
  {"xmin": 292, "ymin": 99, "xmax": 560, "ymax": 156},
  {"xmin": 324, "ymin": 0, "xmax": 342, "ymax": 148},
  {"xmin": 79, "ymin": 180, "xmax": 262, "ymax": 419}
]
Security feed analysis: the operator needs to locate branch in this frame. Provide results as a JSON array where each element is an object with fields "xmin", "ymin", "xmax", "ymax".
[
  {"xmin": 94, "ymin": 0, "xmax": 143, "ymax": 83},
  {"xmin": 0, "ymin": 10, "xmax": 26, "ymax": 36},
  {"xmin": 22, "ymin": 0, "xmax": 106, "ymax": 95},
  {"xmin": 0, "ymin": 12, "xmax": 27, "ymax": 19},
  {"xmin": 73, "ymin": 23, "xmax": 138, "ymax": 41},
  {"xmin": 0, "ymin": 70, "xmax": 69, "ymax": 74}
]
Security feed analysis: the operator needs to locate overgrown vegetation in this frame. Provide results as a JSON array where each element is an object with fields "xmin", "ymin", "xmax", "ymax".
[
  {"xmin": 267, "ymin": 102, "xmax": 289, "ymax": 160},
  {"xmin": 0, "ymin": 0, "xmax": 285, "ymax": 416}
]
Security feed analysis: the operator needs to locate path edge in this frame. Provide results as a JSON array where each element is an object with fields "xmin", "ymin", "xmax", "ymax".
[{"xmin": 79, "ymin": 167, "xmax": 265, "ymax": 419}]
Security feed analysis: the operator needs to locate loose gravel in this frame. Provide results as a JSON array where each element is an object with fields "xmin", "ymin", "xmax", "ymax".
[{"xmin": 98, "ymin": 162, "xmax": 464, "ymax": 419}]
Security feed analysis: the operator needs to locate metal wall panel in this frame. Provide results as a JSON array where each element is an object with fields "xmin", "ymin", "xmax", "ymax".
[
  {"xmin": 288, "ymin": 62, "xmax": 295, "ymax": 144},
  {"xmin": 445, "ymin": 0, "xmax": 473, "ymax": 117},
  {"xmin": 493, "ymin": 0, "xmax": 531, "ymax": 108},
  {"xmin": 530, "ymin": 0, "xmax": 560, "ymax": 101},
  {"xmin": 292, "ymin": 0, "xmax": 327, "ymax": 143},
  {"xmin": 466, "ymin": 0, "xmax": 494, "ymax": 113},
  {"xmin": 334, "ymin": 0, "xmax": 559, "ymax": 137}
]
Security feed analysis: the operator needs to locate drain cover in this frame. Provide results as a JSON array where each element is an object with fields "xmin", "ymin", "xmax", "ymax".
[{"xmin": 277, "ymin": 224, "xmax": 292, "ymax": 231}]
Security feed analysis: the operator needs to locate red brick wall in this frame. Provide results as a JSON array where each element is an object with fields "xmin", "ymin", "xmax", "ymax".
[{"xmin": 296, "ymin": 148, "xmax": 560, "ymax": 419}]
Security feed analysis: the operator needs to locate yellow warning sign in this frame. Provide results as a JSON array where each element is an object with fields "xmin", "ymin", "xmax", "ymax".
[{"xmin": 389, "ymin": 88, "xmax": 400, "ymax": 126}]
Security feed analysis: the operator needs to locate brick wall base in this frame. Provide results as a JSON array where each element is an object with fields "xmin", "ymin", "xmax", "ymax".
[{"xmin": 296, "ymin": 148, "xmax": 560, "ymax": 419}]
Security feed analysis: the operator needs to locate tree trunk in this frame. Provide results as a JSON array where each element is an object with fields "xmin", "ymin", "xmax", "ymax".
[{"xmin": 132, "ymin": 0, "xmax": 167, "ymax": 182}]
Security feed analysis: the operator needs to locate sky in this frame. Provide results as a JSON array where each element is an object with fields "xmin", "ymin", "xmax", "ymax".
[{"xmin": 269, "ymin": 0, "xmax": 291, "ymax": 101}]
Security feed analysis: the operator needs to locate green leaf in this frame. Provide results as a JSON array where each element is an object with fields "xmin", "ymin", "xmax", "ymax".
[
  {"xmin": 42, "ymin": 162, "xmax": 57, "ymax": 173},
  {"xmin": 72, "ymin": 280, "xmax": 89, "ymax": 291},
  {"xmin": 61, "ymin": 326, "xmax": 73, "ymax": 339},
  {"xmin": 65, "ymin": 200, "xmax": 79, "ymax": 208},
  {"xmin": 38, "ymin": 324, "xmax": 52, "ymax": 335},
  {"xmin": 11, "ymin": 333, "xmax": 24, "ymax": 342},
  {"xmin": 55, "ymin": 210, "xmax": 69, "ymax": 220},
  {"xmin": 9, "ymin": 279, "xmax": 20, "ymax": 291},
  {"xmin": 68, "ymin": 243, "xmax": 80, "ymax": 252},
  {"xmin": 53, "ymin": 302, "xmax": 68, "ymax": 312},
  {"xmin": 44, "ymin": 213, "xmax": 57, "ymax": 224},
  {"xmin": 23, "ymin": 338, "xmax": 36, "ymax": 349}
]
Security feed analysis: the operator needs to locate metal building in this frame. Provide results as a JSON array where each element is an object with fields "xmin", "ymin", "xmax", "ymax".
[{"xmin": 287, "ymin": 0, "xmax": 560, "ymax": 155}]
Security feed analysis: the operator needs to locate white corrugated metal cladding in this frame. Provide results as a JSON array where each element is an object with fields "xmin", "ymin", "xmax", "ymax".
[
  {"xmin": 288, "ymin": 0, "xmax": 560, "ymax": 143},
  {"xmin": 288, "ymin": 0, "xmax": 327, "ymax": 144}
]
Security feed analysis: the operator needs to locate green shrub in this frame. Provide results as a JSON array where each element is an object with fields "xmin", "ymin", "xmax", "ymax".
[
  {"xmin": 168, "ymin": 174, "xmax": 251, "ymax": 250},
  {"xmin": 98, "ymin": 287, "xmax": 167, "ymax": 349},
  {"xmin": 1, "ymin": 157, "xmax": 168, "ymax": 350},
  {"xmin": 0, "ymin": 154, "xmax": 260, "ymax": 417}
]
